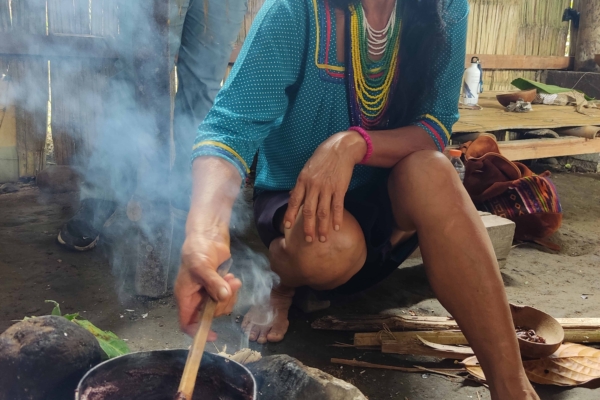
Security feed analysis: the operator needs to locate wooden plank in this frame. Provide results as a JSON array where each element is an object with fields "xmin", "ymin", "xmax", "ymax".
[
  {"xmin": 455, "ymin": 93, "xmax": 600, "ymax": 134},
  {"xmin": 498, "ymin": 137, "xmax": 600, "ymax": 161},
  {"xmin": 0, "ymin": 33, "xmax": 118, "ymax": 59},
  {"xmin": 467, "ymin": 55, "xmax": 573, "ymax": 70}
]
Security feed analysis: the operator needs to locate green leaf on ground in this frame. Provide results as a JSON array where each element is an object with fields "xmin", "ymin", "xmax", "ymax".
[
  {"xmin": 73, "ymin": 319, "xmax": 130, "ymax": 359},
  {"xmin": 45, "ymin": 300, "xmax": 62, "ymax": 316},
  {"xmin": 63, "ymin": 313, "xmax": 79, "ymax": 321}
]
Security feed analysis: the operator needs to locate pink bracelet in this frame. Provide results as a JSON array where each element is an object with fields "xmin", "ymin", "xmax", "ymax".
[{"xmin": 348, "ymin": 126, "xmax": 373, "ymax": 164}]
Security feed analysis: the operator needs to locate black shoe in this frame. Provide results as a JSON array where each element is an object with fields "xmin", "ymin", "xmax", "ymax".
[{"xmin": 57, "ymin": 199, "xmax": 117, "ymax": 251}]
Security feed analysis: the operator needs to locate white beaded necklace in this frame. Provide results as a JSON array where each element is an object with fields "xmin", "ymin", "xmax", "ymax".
[{"xmin": 361, "ymin": 2, "xmax": 397, "ymax": 58}]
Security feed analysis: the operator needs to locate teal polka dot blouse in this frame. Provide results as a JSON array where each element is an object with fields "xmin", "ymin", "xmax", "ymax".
[{"xmin": 192, "ymin": 0, "xmax": 468, "ymax": 193}]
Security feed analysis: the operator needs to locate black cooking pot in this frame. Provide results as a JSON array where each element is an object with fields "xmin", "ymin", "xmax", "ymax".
[{"xmin": 75, "ymin": 350, "xmax": 256, "ymax": 400}]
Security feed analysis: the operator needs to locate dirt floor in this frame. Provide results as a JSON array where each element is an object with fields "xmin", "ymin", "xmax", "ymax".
[{"xmin": 1, "ymin": 171, "xmax": 600, "ymax": 399}]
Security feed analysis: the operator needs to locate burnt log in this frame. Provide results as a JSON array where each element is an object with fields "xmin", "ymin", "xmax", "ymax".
[{"xmin": 247, "ymin": 355, "xmax": 366, "ymax": 400}]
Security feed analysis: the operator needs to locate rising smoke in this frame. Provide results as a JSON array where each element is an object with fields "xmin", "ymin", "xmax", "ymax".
[{"xmin": 2, "ymin": 0, "xmax": 277, "ymax": 342}]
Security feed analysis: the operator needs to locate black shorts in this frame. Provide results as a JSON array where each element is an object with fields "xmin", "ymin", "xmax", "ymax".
[{"xmin": 253, "ymin": 181, "xmax": 419, "ymax": 298}]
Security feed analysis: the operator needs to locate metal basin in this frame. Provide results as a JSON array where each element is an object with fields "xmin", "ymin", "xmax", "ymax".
[{"xmin": 75, "ymin": 350, "xmax": 256, "ymax": 400}]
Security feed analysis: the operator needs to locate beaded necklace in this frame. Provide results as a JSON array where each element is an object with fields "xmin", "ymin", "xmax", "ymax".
[{"xmin": 345, "ymin": 1, "xmax": 402, "ymax": 129}]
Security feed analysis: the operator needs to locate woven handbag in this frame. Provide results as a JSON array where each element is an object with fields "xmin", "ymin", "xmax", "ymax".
[{"xmin": 459, "ymin": 135, "xmax": 562, "ymax": 249}]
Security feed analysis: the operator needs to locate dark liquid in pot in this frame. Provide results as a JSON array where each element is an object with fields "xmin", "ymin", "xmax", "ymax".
[{"xmin": 77, "ymin": 351, "xmax": 254, "ymax": 400}]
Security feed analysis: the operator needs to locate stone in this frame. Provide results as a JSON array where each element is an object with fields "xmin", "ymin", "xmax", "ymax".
[
  {"xmin": 0, "ymin": 182, "xmax": 19, "ymax": 193},
  {"xmin": 0, "ymin": 315, "xmax": 103, "ymax": 400},
  {"xmin": 247, "ymin": 355, "xmax": 367, "ymax": 400},
  {"xmin": 36, "ymin": 165, "xmax": 80, "ymax": 193},
  {"xmin": 539, "ymin": 157, "xmax": 560, "ymax": 166},
  {"xmin": 481, "ymin": 213, "xmax": 516, "ymax": 268}
]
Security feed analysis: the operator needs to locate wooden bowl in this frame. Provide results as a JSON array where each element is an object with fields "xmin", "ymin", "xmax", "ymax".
[
  {"xmin": 510, "ymin": 304, "xmax": 564, "ymax": 359},
  {"xmin": 496, "ymin": 89, "xmax": 537, "ymax": 107}
]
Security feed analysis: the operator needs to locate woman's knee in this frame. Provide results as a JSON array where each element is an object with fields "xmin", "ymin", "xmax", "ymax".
[
  {"xmin": 271, "ymin": 212, "xmax": 367, "ymax": 288},
  {"xmin": 391, "ymin": 150, "xmax": 457, "ymax": 187},
  {"xmin": 388, "ymin": 150, "xmax": 469, "ymax": 229}
]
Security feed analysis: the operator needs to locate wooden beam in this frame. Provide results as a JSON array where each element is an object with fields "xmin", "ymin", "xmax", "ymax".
[
  {"xmin": 498, "ymin": 137, "xmax": 600, "ymax": 161},
  {"xmin": 466, "ymin": 55, "xmax": 573, "ymax": 70},
  {"xmin": 574, "ymin": 0, "xmax": 600, "ymax": 72},
  {"xmin": 0, "ymin": 33, "xmax": 118, "ymax": 59}
]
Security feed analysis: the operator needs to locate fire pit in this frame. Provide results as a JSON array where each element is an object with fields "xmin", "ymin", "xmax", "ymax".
[{"xmin": 75, "ymin": 350, "xmax": 256, "ymax": 400}]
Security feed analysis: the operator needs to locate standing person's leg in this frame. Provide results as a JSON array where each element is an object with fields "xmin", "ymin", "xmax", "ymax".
[
  {"xmin": 169, "ymin": 0, "xmax": 248, "ymax": 269},
  {"xmin": 57, "ymin": 3, "xmax": 145, "ymax": 252},
  {"xmin": 171, "ymin": 0, "xmax": 248, "ymax": 210}
]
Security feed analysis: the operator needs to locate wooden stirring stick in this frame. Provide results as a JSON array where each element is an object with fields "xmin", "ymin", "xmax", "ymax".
[{"xmin": 175, "ymin": 259, "xmax": 233, "ymax": 400}]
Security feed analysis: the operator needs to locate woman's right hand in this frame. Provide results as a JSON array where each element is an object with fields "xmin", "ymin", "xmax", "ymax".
[{"xmin": 174, "ymin": 233, "xmax": 242, "ymax": 338}]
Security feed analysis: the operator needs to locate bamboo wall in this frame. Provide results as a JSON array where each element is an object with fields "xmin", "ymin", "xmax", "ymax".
[
  {"xmin": 47, "ymin": 0, "xmax": 117, "ymax": 166},
  {"xmin": 0, "ymin": 0, "xmax": 573, "ymax": 178},
  {"xmin": 467, "ymin": 0, "xmax": 571, "ymax": 91},
  {"xmin": 0, "ymin": 0, "xmax": 48, "ymax": 178},
  {"xmin": 0, "ymin": 0, "xmax": 117, "ymax": 177},
  {"xmin": 235, "ymin": 0, "xmax": 571, "ymax": 92}
]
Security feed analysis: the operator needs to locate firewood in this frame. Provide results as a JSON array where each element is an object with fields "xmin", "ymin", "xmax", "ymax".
[
  {"xmin": 312, "ymin": 315, "xmax": 458, "ymax": 332},
  {"xmin": 379, "ymin": 340, "xmax": 467, "ymax": 359},
  {"xmin": 354, "ymin": 330, "xmax": 467, "ymax": 348},
  {"xmin": 330, "ymin": 358, "xmax": 464, "ymax": 376},
  {"xmin": 354, "ymin": 329, "xmax": 600, "ymax": 348},
  {"xmin": 313, "ymin": 314, "xmax": 600, "ymax": 332}
]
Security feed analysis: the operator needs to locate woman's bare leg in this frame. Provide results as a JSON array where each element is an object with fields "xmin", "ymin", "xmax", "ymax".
[
  {"xmin": 242, "ymin": 208, "xmax": 367, "ymax": 343},
  {"xmin": 388, "ymin": 150, "xmax": 538, "ymax": 400}
]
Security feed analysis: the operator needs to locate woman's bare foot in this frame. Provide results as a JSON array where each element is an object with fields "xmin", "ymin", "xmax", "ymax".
[{"xmin": 241, "ymin": 285, "xmax": 295, "ymax": 344}]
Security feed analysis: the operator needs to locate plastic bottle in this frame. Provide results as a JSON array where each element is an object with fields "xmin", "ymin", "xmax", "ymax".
[
  {"xmin": 462, "ymin": 56, "xmax": 483, "ymax": 105},
  {"xmin": 449, "ymin": 149, "xmax": 465, "ymax": 182}
]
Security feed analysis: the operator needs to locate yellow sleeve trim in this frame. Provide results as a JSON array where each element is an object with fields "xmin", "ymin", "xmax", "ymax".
[
  {"xmin": 424, "ymin": 114, "xmax": 451, "ymax": 140},
  {"xmin": 312, "ymin": 0, "xmax": 346, "ymax": 73},
  {"xmin": 192, "ymin": 141, "xmax": 250, "ymax": 173}
]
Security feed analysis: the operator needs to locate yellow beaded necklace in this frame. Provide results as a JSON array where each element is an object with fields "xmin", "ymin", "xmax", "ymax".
[{"xmin": 347, "ymin": 2, "xmax": 402, "ymax": 127}]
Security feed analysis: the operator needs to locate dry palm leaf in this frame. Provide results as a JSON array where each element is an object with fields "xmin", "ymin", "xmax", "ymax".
[{"xmin": 463, "ymin": 343, "xmax": 600, "ymax": 386}]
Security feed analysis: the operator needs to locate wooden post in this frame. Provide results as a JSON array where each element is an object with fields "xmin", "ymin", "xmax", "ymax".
[
  {"xmin": 574, "ymin": 0, "xmax": 600, "ymax": 71},
  {"xmin": 126, "ymin": 0, "xmax": 173, "ymax": 298}
]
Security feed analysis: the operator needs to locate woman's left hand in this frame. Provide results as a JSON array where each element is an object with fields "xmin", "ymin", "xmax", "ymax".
[{"xmin": 283, "ymin": 131, "xmax": 367, "ymax": 243}]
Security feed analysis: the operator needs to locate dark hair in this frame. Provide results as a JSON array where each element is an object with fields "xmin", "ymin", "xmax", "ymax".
[{"xmin": 332, "ymin": 0, "xmax": 448, "ymax": 129}]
